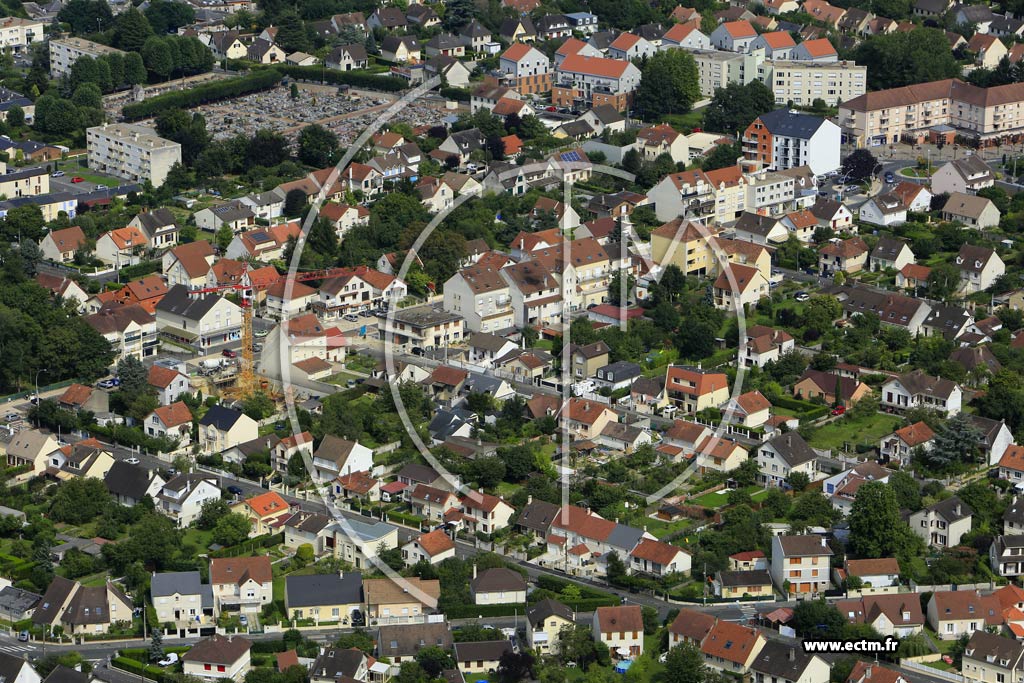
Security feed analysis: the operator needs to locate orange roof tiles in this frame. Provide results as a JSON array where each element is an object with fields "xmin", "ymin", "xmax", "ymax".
[
  {"xmin": 415, "ymin": 529, "xmax": 455, "ymax": 556},
  {"xmin": 243, "ymin": 491, "xmax": 290, "ymax": 517},
  {"xmin": 759, "ymin": 31, "xmax": 796, "ymax": 48},
  {"xmin": 210, "ymin": 555, "xmax": 272, "ymax": 586},
  {"xmin": 722, "ymin": 20, "xmax": 756, "ymax": 38},
  {"xmin": 558, "ymin": 54, "xmax": 632, "ymax": 79},
  {"xmin": 153, "ymin": 402, "xmax": 192, "ymax": 427}
]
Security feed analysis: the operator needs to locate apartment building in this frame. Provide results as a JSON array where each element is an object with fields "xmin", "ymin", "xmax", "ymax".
[
  {"xmin": 770, "ymin": 534, "xmax": 833, "ymax": 597},
  {"xmin": 743, "ymin": 109, "xmax": 841, "ymax": 175},
  {"xmin": 442, "ymin": 264, "xmax": 514, "ymax": 333},
  {"xmin": 0, "ymin": 17, "xmax": 44, "ymax": 54},
  {"xmin": 691, "ymin": 49, "xmax": 759, "ymax": 98},
  {"xmin": 87, "ymin": 123, "xmax": 183, "ymax": 187},
  {"xmin": 551, "ymin": 54, "xmax": 642, "ymax": 111},
  {"xmin": 760, "ymin": 60, "xmax": 867, "ymax": 106},
  {"xmin": 839, "ymin": 78, "xmax": 1024, "ymax": 146},
  {"xmin": 499, "ymin": 43, "xmax": 550, "ymax": 95},
  {"xmin": 49, "ymin": 37, "xmax": 126, "ymax": 77}
]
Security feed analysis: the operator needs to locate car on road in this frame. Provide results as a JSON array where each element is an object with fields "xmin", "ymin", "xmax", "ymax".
[
  {"xmin": 29, "ymin": 395, "xmax": 39, "ymax": 405},
  {"xmin": 844, "ymin": 184, "xmax": 861, "ymax": 193},
  {"xmin": 227, "ymin": 485, "xmax": 243, "ymax": 495},
  {"xmin": 71, "ymin": 176, "xmax": 84, "ymax": 183},
  {"xmin": 18, "ymin": 630, "xmax": 29, "ymax": 642},
  {"xmin": 253, "ymin": 343, "xmax": 263, "ymax": 352},
  {"xmin": 222, "ymin": 349, "xmax": 237, "ymax": 358},
  {"xmin": 884, "ymin": 171, "xmax": 895, "ymax": 183},
  {"xmin": 4, "ymin": 412, "xmax": 19, "ymax": 422},
  {"xmin": 794, "ymin": 291, "xmax": 810, "ymax": 302},
  {"xmin": 96, "ymin": 184, "xmax": 107, "ymax": 190},
  {"xmin": 411, "ymin": 346, "xmax": 425, "ymax": 356},
  {"xmin": 158, "ymin": 653, "xmax": 179, "ymax": 667},
  {"xmin": 97, "ymin": 378, "xmax": 120, "ymax": 389},
  {"xmin": 125, "ymin": 457, "xmax": 140, "ymax": 465},
  {"xmin": 350, "ymin": 609, "xmax": 364, "ymax": 627},
  {"xmin": 253, "ymin": 328, "xmax": 269, "ymax": 338},
  {"xmin": 51, "ymin": 171, "xmax": 64, "ymax": 177},
  {"xmin": 359, "ymin": 310, "xmax": 374, "ymax": 317},
  {"xmin": 343, "ymin": 314, "xmax": 359, "ymax": 322}
]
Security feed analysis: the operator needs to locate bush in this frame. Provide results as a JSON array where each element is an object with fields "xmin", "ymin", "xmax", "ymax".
[
  {"xmin": 122, "ymin": 70, "xmax": 283, "ymax": 119},
  {"xmin": 270, "ymin": 65, "xmax": 406, "ymax": 92},
  {"xmin": 208, "ymin": 532, "xmax": 283, "ymax": 558},
  {"xmin": 439, "ymin": 86, "xmax": 470, "ymax": 102},
  {"xmin": 112, "ymin": 657, "xmax": 166, "ymax": 682},
  {"xmin": 117, "ymin": 260, "xmax": 162, "ymax": 281}
]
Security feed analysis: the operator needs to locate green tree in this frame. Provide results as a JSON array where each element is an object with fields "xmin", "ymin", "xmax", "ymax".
[
  {"xmin": 196, "ymin": 498, "xmax": 229, "ymax": 530},
  {"xmin": 414, "ymin": 646, "xmax": 453, "ymax": 678},
  {"xmin": 704, "ymin": 81, "xmax": 776, "ymax": 136},
  {"xmin": 497, "ymin": 651, "xmax": 535, "ymax": 683},
  {"xmin": 634, "ymin": 49, "xmax": 700, "ymax": 120},
  {"xmin": 114, "ymin": 8, "xmax": 155, "ymax": 52},
  {"xmin": 889, "ymin": 470, "xmax": 922, "ymax": 511},
  {"xmin": 247, "ymin": 128, "xmax": 290, "ymax": 167},
  {"xmin": 296, "ymin": 123, "xmax": 339, "ymax": 167},
  {"xmin": 786, "ymin": 471, "xmax": 811, "ymax": 492},
  {"xmin": 274, "ymin": 10, "xmax": 310, "ymax": 53},
  {"xmin": 141, "ymin": 36, "xmax": 174, "ymax": 81},
  {"xmin": 149, "ymin": 629, "xmax": 164, "ymax": 662},
  {"xmin": 50, "ymin": 478, "xmax": 112, "ymax": 524},
  {"xmin": 72, "ymin": 83, "xmax": 103, "ymax": 109},
  {"xmin": 852, "ymin": 28, "xmax": 961, "ymax": 90},
  {"xmin": 287, "ymin": 451, "xmax": 307, "ymax": 478},
  {"xmin": 841, "ymin": 148, "xmax": 878, "ymax": 182},
  {"xmin": 58, "ymin": 0, "xmax": 114, "ymax": 34},
  {"xmin": 701, "ymin": 141, "xmax": 742, "ymax": 171},
  {"xmin": 923, "ymin": 412, "xmax": 983, "ymax": 472},
  {"xmin": 241, "ymin": 391, "xmax": 275, "ymax": 420},
  {"xmin": 293, "ymin": 544, "xmax": 314, "ymax": 568},
  {"xmin": 145, "ymin": 0, "xmax": 196, "ymax": 34},
  {"xmin": 215, "ymin": 223, "xmax": 233, "ymax": 252},
  {"xmin": 212, "ymin": 512, "xmax": 251, "ymax": 546},
  {"xmin": 792, "ymin": 599, "xmax": 845, "ymax": 638},
  {"xmin": 664, "ymin": 641, "xmax": 706, "ymax": 683},
  {"xmin": 6, "ymin": 105, "xmax": 23, "ymax": 128},
  {"xmin": 848, "ymin": 481, "xmax": 922, "ymax": 561},
  {"xmin": 927, "ymin": 262, "xmax": 962, "ymax": 302},
  {"xmin": 124, "ymin": 52, "xmax": 148, "ymax": 85}
]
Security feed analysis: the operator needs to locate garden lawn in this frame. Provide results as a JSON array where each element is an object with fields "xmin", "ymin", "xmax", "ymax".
[
  {"xmin": 805, "ymin": 411, "xmax": 902, "ymax": 451},
  {"xmin": 182, "ymin": 528, "xmax": 215, "ymax": 552},
  {"xmin": 690, "ymin": 485, "xmax": 765, "ymax": 509}
]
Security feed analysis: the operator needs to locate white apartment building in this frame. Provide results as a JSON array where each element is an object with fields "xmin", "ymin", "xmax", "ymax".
[
  {"xmin": 87, "ymin": 123, "xmax": 183, "ymax": 187},
  {"xmin": 743, "ymin": 109, "xmax": 841, "ymax": 176},
  {"xmin": 0, "ymin": 17, "xmax": 44, "ymax": 53},
  {"xmin": 49, "ymin": 37, "xmax": 126, "ymax": 77},
  {"xmin": 760, "ymin": 60, "xmax": 867, "ymax": 106}
]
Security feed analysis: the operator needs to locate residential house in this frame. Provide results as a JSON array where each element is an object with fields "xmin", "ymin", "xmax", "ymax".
[
  {"xmin": 742, "ymin": 109, "xmax": 841, "ymax": 176},
  {"xmin": 820, "ymin": 237, "xmax": 870, "ymax": 275},
  {"xmin": 757, "ymin": 432, "xmax": 821, "ymax": 488},
  {"xmin": 154, "ymin": 285, "xmax": 243, "ymax": 352},
  {"xmin": 362, "ymin": 576, "xmax": 440, "ymax": 624},
  {"xmin": 5, "ymin": 430, "xmax": 61, "ymax": 477},
  {"xmin": 790, "ymin": 38, "xmax": 839, "ymax": 61},
  {"xmin": 311, "ymin": 435, "xmax": 373, "ymax": 484},
  {"xmin": 231, "ymin": 491, "xmax": 291, "ymax": 537},
  {"xmin": 151, "ymin": 571, "xmax": 214, "ymax": 636},
  {"xmin": 926, "ymin": 590, "xmax": 1001, "ymax": 639},
  {"xmin": 710, "ymin": 20, "xmax": 758, "ymax": 52},
  {"xmin": 770, "ymin": 535, "xmax": 833, "ymax": 596},
  {"xmin": 128, "ymin": 208, "xmax": 179, "ymax": 248},
  {"xmin": 941, "ymin": 192, "xmax": 1000, "ymax": 229},
  {"xmin": 750, "ymin": 640, "xmax": 828, "ymax": 683},
  {"xmin": 891, "ymin": 181, "xmax": 933, "ymax": 212},
  {"xmin": 527, "ymin": 598, "xmax": 574, "ymax": 656},
  {"xmin": 402, "ymin": 529, "xmax": 456, "ymax": 565},
  {"xmin": 156, "ymin": 474, "xmax": 221, "ymax": 527},
  {"xmin": 148, "ymin": 364, "xmax": 189, "ymax": 405},
  {"xmin": 198, "ymin": 405, "xmax": 258, "ymax": 453},
  {"xmin": 376, "ymin": 622, "xmax": 453, "ymax": 672},
  {"xmin": 932, "ymin": 156, "xmax": 995, "ymax": 195},
  {"xmin": 629, "ymin": 539, "xmax": 692, "ymax": 577},
  {"xmin": 209, "ymin": 556, "xmax": 273, "ymax": 613},
  {"xmin": 593, "ymin": 605, "xmax": 644, "ymax": 659},
  {"xmin": 32, "ymin": 577, "xmax": 133, "ymax": 636},
  {"xmin": 956, "ymin": 244, "xmax": 1005, "ymax": 294},
  {"xmin": 104, "ymin": 460, "xmax": 165, "ymax": 507},
  {"xmin": 909, "ymin": 497, "xmax": 973, "ymax": 548},
  {"xmin": 284, "ymin": 573, "xmax": 362, "ymax": 624},
  {"xmin": 470, "ymin": 567, "xmax": 527, "ymax": 605},
  {"xmin": 793, "ymin": 369, "xmax": 871, "ymax": 407},
  {"xmin": 182, "ymin": 634, "xmax": 252, "ymax": 680},
  {"xmin": 837, "ymin": 594, "xmax": 924, "ymax": 637},
  {"xmin": 39, "ymin": 226, "xmax": 87, "ymax": 263},
  {"xmin": 961, "ymin": 631, "xmax": 1024, "ymax": 683},
  {"xmin": 713, "ymin": 263, "xmax": 770, "ymax": 310},
  {"xmin": 880, "ymin": 370, "xmax": 962, "ymax": 415},
  {"xmin": 871, "ymin": 237, "xmax": 915, "ymax": 272},
  {"xmin": 326, "ymin": 44, "xmax": 367, "ymax": 70},
  {"xmin": 453, "ymin": 641, "xmax": 513, "ymax": 676},
  {"xmin": 743, "ymin": 325, "xmax": 795, "ymax": 367},
  {"xmin": 701, "ymin": 620, "xmax": 766, "ymax": 674},
  {"xmin": 163, "ymin": 241, "xmax": 215, "ymax": 289},
  {"xmin": 146, "ymin": 402, "xmax": 193, "ymax": 446},
  {"xmin": 713, "ymin": 570, "xmax": 774, "ymax": 599},
  {"xmin": 859, "ymin": 193, "xmax": 907, "ymax": 227},
  {"xmin": 664, "ymin": 365, "xmax": 729, "ymax": 413},
  {"xmin": 879, "ymin": 421, "xmax": 934, "ymax": 465}
]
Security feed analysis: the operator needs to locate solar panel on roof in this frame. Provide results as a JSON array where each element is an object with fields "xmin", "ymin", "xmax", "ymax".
[
  {"xmin": 562, "ymin": 151, "xmax": 581, "ymax": 162},
  {"xmin": 250, "ymin": 232, "xmax": 272, "ymax": 243}
]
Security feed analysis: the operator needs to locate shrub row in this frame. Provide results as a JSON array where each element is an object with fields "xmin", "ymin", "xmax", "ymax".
[
  {"xmin": 122, "ymin": 70, "xmax": 283, "ymax": 120},
  {"xmin": 208, "ymin": 532, "xmax": 283, "ymax": 558},
  {"xmin": 270, "ymin": 65, "xmax": 407, "ymax": 92},
  {"xmin": 112, "ymin": 657, "xmax": 166, "ymax": 682}
]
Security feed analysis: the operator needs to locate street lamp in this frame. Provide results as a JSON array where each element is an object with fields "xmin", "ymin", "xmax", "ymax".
[{"xmin": 33, "ymin": 367, "xmax": 47, "ymax": 415}]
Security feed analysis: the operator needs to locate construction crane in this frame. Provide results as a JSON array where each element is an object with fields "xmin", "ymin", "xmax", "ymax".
[{"xmin": 189, "ymin": 265, "xmax": 369, "ymax": 397}]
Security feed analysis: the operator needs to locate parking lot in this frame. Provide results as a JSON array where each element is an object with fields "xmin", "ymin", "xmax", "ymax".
[{"xmin": 194, "ymin": 84, "xmax": 452, "ymax": 147}]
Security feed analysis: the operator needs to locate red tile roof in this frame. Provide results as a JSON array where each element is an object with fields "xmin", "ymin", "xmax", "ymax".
[{"xmin": 415, "ymin": 529, "xmax": 455, "ymax": 556}]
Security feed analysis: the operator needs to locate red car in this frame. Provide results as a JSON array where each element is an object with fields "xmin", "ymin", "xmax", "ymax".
[
  {"xmin": 830, "ymin": 405, "xmax": 846, "ymax": 416},
  {"xmin": 71, "ymin": 176, "xmax": 85, "ymax": 183},
  {"xmin": 222, "ymin": 349, "xmax": 238, "ymax": 358}
]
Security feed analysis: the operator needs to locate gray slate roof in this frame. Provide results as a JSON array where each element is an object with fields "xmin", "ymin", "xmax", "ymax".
[{"xmin": 285, "ymin": 572, "xmax": 363, "ymax": 608}]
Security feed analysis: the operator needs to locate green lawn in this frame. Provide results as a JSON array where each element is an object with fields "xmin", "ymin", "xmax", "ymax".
[
  {"xmin": 806, "ymin": 411, "xmax": 903, "ymax": 452},
  {"xmin": 661, "ymin": 108, "xmax": 706, "ymax": 131},
  {"xmin": 899, "ymin": 167, "xmax": 935, "ymax": 178},
  {"xmin": 690, "ymin": 485, "xmax": 765, "ymax": 509},
  {"xmin": 324, "ymin": 371, "xmax": 359, "ymax": 385},
  {"xmin": 182, "ymin": 528, "xmax": 215, "ymax": 552},
  {"xmin": 639, "ymin": 515, "xmax": 693, "ymax": 540}
]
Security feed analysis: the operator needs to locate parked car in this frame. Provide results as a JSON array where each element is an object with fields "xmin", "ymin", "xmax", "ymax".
[
  {"xmin": 253, "ymin": 328, "xmax": 269, "ymax": 338},
  {"xmin": 411, "ymin": 347, "xmax": 425, "ymax": 356},
  {"xmin": 343, "ymin": 314, "xmax": 359, "ymax": 322},
  {"xmin": 4, "ymin": 412, "xmax": 19, "ymax": 422},
  {"xmin": 359, "ymin": 310, "xmax": 374, "ymax": 317},
  {"xmin": 51, "ymin": 171, "xmax": 64, "ymax": 178},
  {"xmin": 125, "ymin": 457, "xmax": 140, "ymax": 465},
  {"xmin": 830, "ymin": 405, "xmax": 846, "ymax": 416},
  {"xmin": 71, "ymin": 176, "xmax": 84, "ymax": 183},
  {"xmin": 158, "ymin": 653, "xmax": 179, "ymax": 667},
  {"xmin": 222, "ymin": 349, "xmax": 238, "ymax": 358},
  {"xmin": 883, "ymin": 171, "xmax": 895, "ymax": 183},
  {"xmin": 18, "ymin": 631, "xmax": 29, "ymax": 642},
  {"xmin": 239, "ymin": 615, "xmax": 248, "ymax": 626},
  {"xmin": 794, "ymin": 291, "xmax": 810, "ymax": 302},
  {"xmin": 227, "ymin": 485, "xmax": 244, "ymax": 495},
  {"xmin": 96, "ymin": 184, "xmax": 107, "ymax": 190}
]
